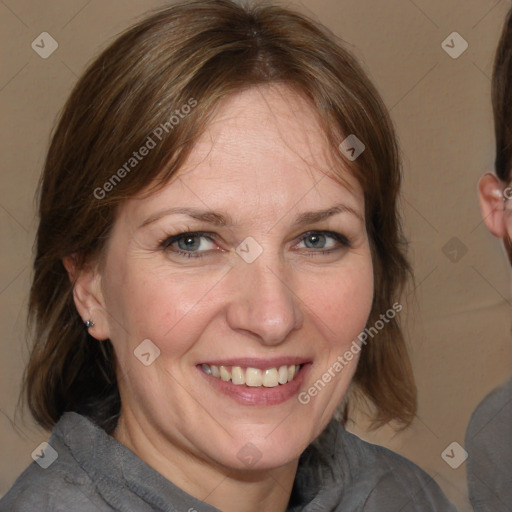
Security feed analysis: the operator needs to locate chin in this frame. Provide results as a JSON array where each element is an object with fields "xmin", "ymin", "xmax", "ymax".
[{"xmin": 216, "ymin": 425, "xmax": 313, "ymax": 472}]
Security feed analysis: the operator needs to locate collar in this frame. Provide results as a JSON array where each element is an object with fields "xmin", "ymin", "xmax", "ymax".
[{"xmin": 53, "ymin": 412, "xmax": 347, "ymax": 512}]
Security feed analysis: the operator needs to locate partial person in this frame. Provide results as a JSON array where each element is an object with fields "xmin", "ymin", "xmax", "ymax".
[{"xmin": 468, "ymin": 7, "xmax": 512, "ymax": 512}]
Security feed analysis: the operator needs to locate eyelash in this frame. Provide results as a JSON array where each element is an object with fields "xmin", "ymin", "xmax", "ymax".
[{"xmin": 159, "ymin": 230, "xmax": 351, "ymax": 259}]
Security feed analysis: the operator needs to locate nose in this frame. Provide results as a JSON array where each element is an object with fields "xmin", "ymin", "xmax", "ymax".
[{"xmin": 225, "ymin": 256, "xmax": 303, "ymax": 346}]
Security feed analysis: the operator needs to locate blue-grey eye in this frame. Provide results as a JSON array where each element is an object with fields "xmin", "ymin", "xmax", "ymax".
[{"xmin": 297, "ymin": 231, "xmax": 348, "ymax": 250}]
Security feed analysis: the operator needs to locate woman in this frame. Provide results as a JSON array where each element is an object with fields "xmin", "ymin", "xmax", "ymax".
[
  {"xmin": 0, "ymin": 1, "xmax": 455, "ymax": 511},
  {"xmin": 467, "ymin": 7, "xmax": 512, "ymax": 511}
]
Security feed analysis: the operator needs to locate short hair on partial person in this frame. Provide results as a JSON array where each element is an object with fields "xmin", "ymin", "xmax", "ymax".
[
  {"xmin": 23, "ymin": 0, "xmax": 415, "ymax": 435},
  {"xmin": 493, "ymin": 7, "xmax": 512, "ymax": 182}
]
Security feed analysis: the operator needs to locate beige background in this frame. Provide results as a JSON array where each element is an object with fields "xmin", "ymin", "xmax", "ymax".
[{"xmin": 1, "ymin": 0, "xmax": 511, "ymax": 511}]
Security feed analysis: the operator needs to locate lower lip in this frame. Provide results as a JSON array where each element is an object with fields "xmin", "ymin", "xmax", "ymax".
[{"xmin": 197, "ymin": 364, "xmax": 310, "ymax": 406}]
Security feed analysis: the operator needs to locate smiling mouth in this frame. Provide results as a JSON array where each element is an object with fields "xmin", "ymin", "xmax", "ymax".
[{"xmin": 200, "ymin": 364, "xmax": 302, "ymax": 388}]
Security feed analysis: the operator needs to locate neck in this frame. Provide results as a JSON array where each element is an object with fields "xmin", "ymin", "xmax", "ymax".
[{"xmin": 113, "ymin": 413, "xmax": 298, "ymax": 512}]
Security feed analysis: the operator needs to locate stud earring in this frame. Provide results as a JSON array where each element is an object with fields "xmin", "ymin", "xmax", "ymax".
[{"xmin": 85, "ymin": 320, "xmax": 95, "ymax": 329}]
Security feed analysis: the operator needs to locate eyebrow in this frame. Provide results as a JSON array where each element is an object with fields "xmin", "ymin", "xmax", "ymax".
[{"xmin": 138, "ymin": 203, "xmax": 363, "ymax": 230}]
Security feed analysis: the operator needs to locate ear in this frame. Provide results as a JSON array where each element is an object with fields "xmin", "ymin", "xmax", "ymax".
[
  {"xmin": 63, "ymin": 255, "xmax": 111, "ymax": 341},
  {"xmin": 478, "ymin": 173, "xmax": 509, "ymax": 239}
]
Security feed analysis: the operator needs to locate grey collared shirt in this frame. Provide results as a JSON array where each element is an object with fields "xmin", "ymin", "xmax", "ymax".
[{"xmin": 0, "ymin": 412, "xmax": 456, "ymax": 511}]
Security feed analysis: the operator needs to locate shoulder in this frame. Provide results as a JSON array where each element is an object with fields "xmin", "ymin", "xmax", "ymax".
[
  {"xmin": 317, "ymin": 422, "xmax": 457, "ymax": 511},
  {"xmin": 466, "ymin": 377, "xmax": 512, "ymax": 443},
  {"xmin": 0, "ymin": 464, "xmax": 100, "ymax": 512},
  {"xmin": 465, "ymin": 378, "xmax": 512, "ymax": 511},
  {"xmin": 0, "ymin": 414, "xmax": 114, "ymax": 512}
]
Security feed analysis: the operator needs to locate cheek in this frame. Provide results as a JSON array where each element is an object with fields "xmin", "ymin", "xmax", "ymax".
[
  {"xmin": 303, "ymin": 261, "xmax": 374, "ymax": 344},
  {"xmin": 103, "ymin": 258, "xmax": 225, "ymax": 355}
]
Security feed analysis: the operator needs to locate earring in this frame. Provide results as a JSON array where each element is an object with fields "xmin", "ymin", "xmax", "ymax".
[{"xmin": 85, "ymin": 320, "xmax": 95, "ymax": 329}]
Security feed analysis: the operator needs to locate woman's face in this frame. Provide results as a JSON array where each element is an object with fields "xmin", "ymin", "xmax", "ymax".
[{"xmin": 95, "ymin": 85, "xmax": 374, "ymax": 470}]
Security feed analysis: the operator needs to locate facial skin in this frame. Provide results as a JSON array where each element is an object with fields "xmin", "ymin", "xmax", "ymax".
[
  {"xmin": 68, "ymin": 85, "xmax": 374, "ymax": 512},
  {"xmin": 478, "ymin": 173, "xmax": 512, "ymax": 263}
]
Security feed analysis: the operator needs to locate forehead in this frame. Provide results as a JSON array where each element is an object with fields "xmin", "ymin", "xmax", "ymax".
[
  {"xmin": 189, "ymin": 85, "xmax": 329, "ymax": 169},
  {"xmin": 128, "ymin": 84, "xmax": 363, "ymax": 222},
  {"xmin": 177, "ymin": 85, "xmax": 359, "ymax": 192}
]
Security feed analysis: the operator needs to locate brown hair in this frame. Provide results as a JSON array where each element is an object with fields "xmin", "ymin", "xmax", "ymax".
[
  {"xmin": 492, "ymin": 9, "xmax": 512, "ymax": 262},
  {"xmin": 23, "ymin": 0, "xmax": 415, "ymax": 434},
  {"xmin": 493, "ymin": 7, "xmax": 512, "ymax": 182}
]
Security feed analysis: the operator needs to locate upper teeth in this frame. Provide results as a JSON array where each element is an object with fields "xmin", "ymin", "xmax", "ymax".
[{"xmin": 201, "ymin": 364, "xmax": 300, "ymax": 387}]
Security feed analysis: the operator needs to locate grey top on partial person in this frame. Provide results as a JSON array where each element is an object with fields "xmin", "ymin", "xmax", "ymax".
[
  {"xmin": 465, "ymin": 377, "xmax": 512, "ymax": 512},
  {"xmin": 0, "ymin": 412, "xmax": 457, "ymax": 512}
]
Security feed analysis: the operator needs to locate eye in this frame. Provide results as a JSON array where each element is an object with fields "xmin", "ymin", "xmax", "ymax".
[
  {"xmin": 160, "ymin": 232, "xmax": 218, "ymax": 258},
  {"xmin": 295, "ymin": 230, "xmax": 350, "ymax": 253},
  {"xmin": 159, "ymin": 229, "xmax": 351, "ymax": 259}
]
